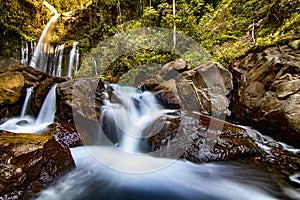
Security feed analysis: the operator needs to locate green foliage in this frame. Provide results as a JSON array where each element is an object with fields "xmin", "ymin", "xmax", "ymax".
[{"xmin": 197, "ymin": 0, "xmax": 300, "ymax": 66}]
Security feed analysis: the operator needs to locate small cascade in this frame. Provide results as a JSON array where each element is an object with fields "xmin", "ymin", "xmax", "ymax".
[
  {"xmin": 20, "ymin": 87, "xmax": 33, "ymax": 117},
  {"xmin": 36, "ymin": 84, "xmax": 57, "ymax": 125},
  {"xmin": 68, "ymin": 42, "xmax": 79, "ymax": 78},
  {"xmin": 0, "ymin": 84, "xmax": 57, "ymax": 133},
  {"xmin": 30, "ymin": 13, "xmax": 61, "ymax": 71},
  {"xmin": 93, "ymin": 57, "xmax": 98, "ymax": 76},
  {"xmin": 100, "ymin": 84, "xmax": 165, "ymax": 153},
  {"xmin": 55, "ymin": 44, "xmax": 65, "ymax": 77},
  {"xmin": 20, "ymin": 40, "xmax": 29, "ymax": 66},
  {"xmin": 20, "ymin": 41, "xmax": 36, "ymax": 66}
]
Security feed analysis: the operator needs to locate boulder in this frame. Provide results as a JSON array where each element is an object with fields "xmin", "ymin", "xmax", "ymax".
[
  {"xmin": 148, "ymin": 112, "xmax": 260, "ymax": 162},
  {"xmin": 231, "ymin": 44, "xmax": 300, "ymax": 147},
  {"xmin": 0, "ymin": 131, "xmax": 75, "ymax": 199},
  {"xmin": 0, "ymin": 72, "xmax": 24, "ymax": 106},
  {"xmin": 176, "ymin": 62, "xmax": 233, "ymax": 116},
  {"xmin": 159, "ymin": 59, "xmax": 189, "ymax": 79},
  {"xmin": 56, "ymin": 78, "xmax": 105, "ymax": 123},
  {"xmin": 0, "ymin": 58, "xmax": 68, "ymax": 122}
]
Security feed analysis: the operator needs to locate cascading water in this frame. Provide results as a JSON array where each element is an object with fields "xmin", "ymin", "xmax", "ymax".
[
  {"xmin": 35, "ymin": 84, "xmax": 57, "ymax": 125},
  {"xmin": 20, "ymin": 41, "xmax": 36, "ymax": 66},
  {"xmin": 20, "ymin": 87, "xmax": 33, "ymax": 117},
  {"xmin": 93, "ymin": 57, "xmax": 98, "ymax": 75},
  {"xmin": 55, "ymin": 44, "xmax": 65, "ymax": 77},
  {"xmin": 0, "ymin": 81, "xmax": 298, "ymax": 199},
  {"xmin": 20, "ymin": 40, "xmax": 29, "ymax": 66},
  {"xmin": 68, "ymin": 42, "xmax": 79, "ymax": 78},
  {"xmin": 100, "ymin": 84, "xmax": 166, "ymax": 153},
  {"xmin": 29, "ymin": 13, "xmax": 61, "ymax": 71},
  {"xmin": 0, "ymin": 84, "xmax": 57, "ymax": 133}
]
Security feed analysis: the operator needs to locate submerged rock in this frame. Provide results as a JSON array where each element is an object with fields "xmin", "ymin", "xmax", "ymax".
[
  {"xmin": 0, "ymin": 130, "xmax": 75, "ymax": 199},
  {"xmin": 231, "ymin": 44, "xmax": 300, "ymax": 148}
]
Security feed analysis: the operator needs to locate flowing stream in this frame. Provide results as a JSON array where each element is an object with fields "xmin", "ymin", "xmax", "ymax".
[
  {"xmin": 0, "ymin": 84, "xmax": 299, "ymax": 199},
  {"xmin": 37, "ymin": 85, "xmax": 300, "ymax": 199}
]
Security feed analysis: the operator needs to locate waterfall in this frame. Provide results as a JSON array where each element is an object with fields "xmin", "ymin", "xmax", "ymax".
[
  {"xmin": 56, "ymin": 44, "xmax": 65, "ymax": 77},
  {"xmin": 20, "ymin": 87, "xmax": 33, "ymax": 117},
  {"xmin": 68, "ymin": 42, "xmax": 79, "ymax": 78},
  {"xmin": 0, "ymin": 84, "xmax": 57, "ymax": 133},
  {"xmin": 20, "ymin": 40, "xmax": 29, "ymax": 66},
  {"xmin": 36, "ymin": 84, "xmax": 57, "ymax": 125},
  {"xmin": 93, "ymin": 57, "xmax": 98, "ymax": 76},
  {"xmin": 100, "ymin": 84, "xmax": 165, "ymax": 153},
  {"xmin": 30, "ymin": 13, "xmax": 61, "ymax": 71}
]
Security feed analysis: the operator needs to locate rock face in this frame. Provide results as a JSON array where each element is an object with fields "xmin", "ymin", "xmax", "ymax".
[
  {"xmin": 176, "ymin": 62, "xmax": 233, "ymax": 116},
  {"xmin": 0, "ymin": 58, "xmax": 68, "ymax": 122},
  {"xmin": 56, "ymin": 78, "xmax": 105, "ymax": 123},
  {"xmin": 148, "ymin": 112, "xmax": 259, "ymax": 162},
  {"xmin": 231, "ymin": 44, "xmax": 300, "ymax": 148},
  {"xmin": 141, "ymin": 61, "xmax": 233, "ymax": 116},
  {"xmin": 0, "ymin": 131, "xmax": 75, "ymax": 199}
]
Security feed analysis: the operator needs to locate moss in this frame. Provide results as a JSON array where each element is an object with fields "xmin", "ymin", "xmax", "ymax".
[{"xmin": 197, "ymin": 0, "xmax": 300, "ymax": 66}]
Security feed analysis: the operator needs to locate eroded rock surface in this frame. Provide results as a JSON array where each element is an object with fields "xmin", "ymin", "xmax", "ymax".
[
  {"xmin": 231, "ymin": 44, "xmax": 300, "ymax": 147},
  {"xmin": 0, "ymin": 131, "xmax": 75, "ymax": 199}
]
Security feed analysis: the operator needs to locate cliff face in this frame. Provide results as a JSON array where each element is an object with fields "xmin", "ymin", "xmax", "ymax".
[{"xmin": 0, "ymin": 0, "xmax": 90, "ymax": 58}]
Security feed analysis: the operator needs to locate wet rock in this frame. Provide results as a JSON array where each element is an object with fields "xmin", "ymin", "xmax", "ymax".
[
  {"xmin": 231, "ymin": 44, "xmax": 300, "ymax": 147},
  {"xmin": 176, "ymin": 62, "xmax": 233, "ymax": 116},
  {"xmin": 44, "ymin": 121, "xmax": 83, "ymax": 148},
  {"xmin": 0, "ymin": 58, "xmax": 68, "ymax": 121},
  {"xmin": 184, "ymin": 113, "xmax": 259, "ymax": 163},
  {"xmin": 0, "ymin": 130, "xmax": 75, "ymax": 199},
  {"xmin": 56, "ymin": 78, "xmax": 105, "ymax": 123},
  {"xmin": 0, "ymin": 57, "xmax": 23, "ymax": 73},
  {"xmin": 148, "ymin": 112, "xmax": 259, "ymax": 162}
]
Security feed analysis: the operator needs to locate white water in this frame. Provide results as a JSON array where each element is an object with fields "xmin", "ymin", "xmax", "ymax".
[
  {"xmin": 35, "ymin": 146, "xmax": 284, "ymax": 200},
  {"xmin": 20, "ymin": 40, "xmax": 29, "ymax": 66},
  {"xmin": 20, "ymin": 87, "xmax": 33, "ymax": 117},
  {"xmin": 68, "ymin": 42, "xmax": 79, "ymax": 78},
  {"xmin": 0, "ymin": 85, "xmax": 57, "ymax": 133},
  {"xmin": 55, "ymin": 44, "xmax": 65, "ymax": 77},
  {"xmin": 93, "ymin": 57, "xmax": 98, "ymax": 75},
  {"xmin": 36, "ymin": 84, "xmax": 57, "ymax": 125},
  {"xmin": 100, "ymin": 84, "xmax": 166, "ymax": 153},
  {"xmin": 30, "ymin": 13, "xmax": 61, "ymax": 70}
]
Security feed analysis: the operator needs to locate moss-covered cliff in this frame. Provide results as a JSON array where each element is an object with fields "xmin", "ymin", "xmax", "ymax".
[{"xmin": 1, "ymin": 0, "xmax": 299, "ymax": 68}]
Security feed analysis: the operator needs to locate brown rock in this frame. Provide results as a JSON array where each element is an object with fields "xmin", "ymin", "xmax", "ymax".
[
  {"xmin": 44, "ymin": 121, "xmax": 83, "ymax": 148},
  {"xmin": 231, "ymin": 44, "xmax": 300, "ymax": 147},
  {"xmin": 177, "ymin": 62, "xmax": 233, "ymax": 116},
  {"xmin": 0, "ymin": 72, "xmax": 24, "ymax": 106},
  {"xmin": 148, "ymin": 112, "xmax": 259, "ymax": 162},
  {"xmin": 56, "ymin": 78, "xmax": 105, "ymax": 123},
  {"xmin": 0, "ymin": 131, "xmax": 75, "ymax": 199},
  {"xmin": 159, "ymin": 59, "xmax": 188, "ymax": 79}
]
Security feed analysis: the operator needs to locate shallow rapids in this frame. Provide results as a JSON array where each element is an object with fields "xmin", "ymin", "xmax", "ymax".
[{"xmin": 34, "ymin": 146, "xmax": 291, "ymax": 200}]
